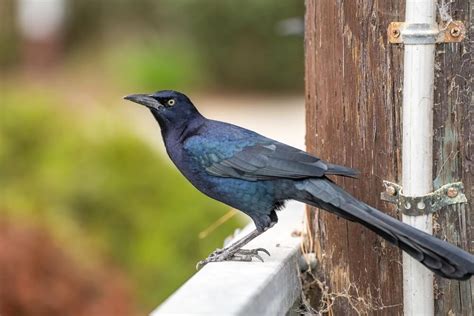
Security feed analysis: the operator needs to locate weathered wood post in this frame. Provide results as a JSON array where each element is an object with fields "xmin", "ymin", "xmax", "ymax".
[
  {"xmin": 304, "ymin": 0, "xmax": 472, "ymax": 314},
  {"xmin": 304, "ymin": 1, "xmax": 404, "ymax": 313},
  {"xmin": 432, "ymin": 1, "xmax": 473, "ymax": 314}
]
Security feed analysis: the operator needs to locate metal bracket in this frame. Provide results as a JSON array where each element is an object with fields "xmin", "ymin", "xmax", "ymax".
[
  {"xmin": 381, "ymin": 181, "xmax": 467, "ymax": 216},
  {"xmin": 388, "ymin": 21, "xmax": 465, "ymax": 44}
]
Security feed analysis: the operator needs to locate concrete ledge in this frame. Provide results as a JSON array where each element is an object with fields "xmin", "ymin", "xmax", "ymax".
[{"xmin": 151, "ymin": 201, "xmax": 305, "ymax": 316}]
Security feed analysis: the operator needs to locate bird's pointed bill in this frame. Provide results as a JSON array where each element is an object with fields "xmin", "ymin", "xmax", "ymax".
[{"xmin": 124, "ymin": 94, "xmax": 163, "ymax": 110}]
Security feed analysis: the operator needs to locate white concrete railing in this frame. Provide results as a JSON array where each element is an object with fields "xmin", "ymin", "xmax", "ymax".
[{"xmin": 151, "ymin": 201, "xmax": 305, "ymax": 316}]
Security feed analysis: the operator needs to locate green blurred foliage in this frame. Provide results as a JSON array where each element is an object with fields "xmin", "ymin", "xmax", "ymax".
[
  {"xmin": 0, "ymin": 1, "xmax": 19, "ymax": 67},
  {"xmin": 179, "ymin": 0, "xmax": 304, "ymax": 91},
  {"xmin": 1, "ymin": 0, "xmax": 303, "ymax": 92},
  {"xmin": 81, "ymin": 0, "xmax": 304, "ymax": 92},
  {"xmin": 105, "ymin": 40, "xmax": 208, "ymax": 91},
  {"xmin": 0, "ymin": 89, "xmax": 242, "ymax": 309},
  {"xmin": 0, "ymin": 0, "xmax": 303, "ymax": 309}
]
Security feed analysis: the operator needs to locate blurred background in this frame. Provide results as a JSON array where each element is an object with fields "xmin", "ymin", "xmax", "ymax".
[{"xmin": 0, "ymin": 0, "xmax": 304, "ymax": 314}]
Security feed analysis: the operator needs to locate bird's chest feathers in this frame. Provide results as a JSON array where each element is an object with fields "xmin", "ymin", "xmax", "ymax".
[{"xmin": 162, "ymin": 135, "xmax": 206, "ymax": 185}]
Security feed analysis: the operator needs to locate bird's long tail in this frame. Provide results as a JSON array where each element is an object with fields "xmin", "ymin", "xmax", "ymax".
[{"xmin": 294, "ymin": 178, "xmax": 474, "ymax": 280}]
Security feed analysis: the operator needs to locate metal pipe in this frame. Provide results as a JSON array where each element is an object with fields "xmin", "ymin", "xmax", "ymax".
[{"xmin": 402, "ymin": 0, "xmax": 436, "ymax": 315}]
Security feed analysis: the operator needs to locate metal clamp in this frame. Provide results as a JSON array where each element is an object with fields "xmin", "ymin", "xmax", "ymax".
[
  {"xmin": 388, "ymin": 21, "xmax": 465, "ymax": 44},
  {"xmin": 380, "ymin": 181, "xmax": 467, "ymax": 216}
]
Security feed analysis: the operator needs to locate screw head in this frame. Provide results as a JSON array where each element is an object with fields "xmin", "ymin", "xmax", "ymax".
[
  {"xmin": 450, "ymin": 27, "xmax": 461, "ymax": 37},
  {"xmin": 386, "ymin": 186, "xmax": 397, "ymax": 196},
  {"xmin": 392, "ymin": 29, "xmax": 401, "ymax": 38},
  {"xmin": 447, "ymin": 187, "xmax": 458, "ymax": 198}
]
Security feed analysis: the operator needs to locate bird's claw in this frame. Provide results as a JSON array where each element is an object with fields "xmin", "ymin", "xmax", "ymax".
[
  {"xmin": 234, "ymin": 248, "xmax": 270, "ymax": 261},
  {"xmin": 251, "ymin": 247, "xmax": 271, "ymax": 257},
  {"xmin": 196, "ymin": 247, "xmax": 271, "ymax": 270}
]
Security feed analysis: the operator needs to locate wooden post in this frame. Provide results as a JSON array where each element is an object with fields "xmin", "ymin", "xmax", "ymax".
[
  {"xmin": 305, "ymin": 1, "xmax": 404, "ymax": 314},
  {"xmin": 304, "ymin": 0, "xmax": 473, "ymax": 314},
  {"xmin": 432, "ymin": 1, "xmax": 473, "ymax": 314}
]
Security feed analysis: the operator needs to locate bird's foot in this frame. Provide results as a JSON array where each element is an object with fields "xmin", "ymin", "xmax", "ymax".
[
  {"xmin": 196, "ymin": 247, "xmax": 270, "ymax": 270},
  {"xmin": 231, "ymin": 248, "xmax": 271, "ymax": 262}
]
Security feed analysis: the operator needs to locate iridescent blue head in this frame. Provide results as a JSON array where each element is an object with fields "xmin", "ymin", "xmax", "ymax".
[{"xmin": 124, "ymin": 90, "xmax": 203, "ymax": 131}]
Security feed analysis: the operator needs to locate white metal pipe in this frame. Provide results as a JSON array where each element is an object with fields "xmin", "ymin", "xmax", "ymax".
[{"xmin": 402, "ymin": 0, "xmax": 436, "ymax": 315}]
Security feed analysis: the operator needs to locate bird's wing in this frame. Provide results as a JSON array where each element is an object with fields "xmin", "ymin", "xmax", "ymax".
[{"xmin": 203, "ymin": 140, "xmax": 359, "ymax": 181}]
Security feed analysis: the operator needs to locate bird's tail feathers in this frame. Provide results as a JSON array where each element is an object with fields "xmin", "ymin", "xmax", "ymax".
[
  {"xmin": 295, "ymin": 178, "xmax": 474, "ymax": 280},
  {"xmin": 325, "ymin": 163, "xmax": 360, "ymax": 178}
]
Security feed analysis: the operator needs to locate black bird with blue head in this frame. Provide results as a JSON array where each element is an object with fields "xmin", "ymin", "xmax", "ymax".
[{"xmin": 125, "ymin": 90, "xmax": 474, "ymax": 279}]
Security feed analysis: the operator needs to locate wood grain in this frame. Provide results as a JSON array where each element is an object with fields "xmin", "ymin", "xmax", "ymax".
[
  {"xmin": 432, "ymin": 1, "xmax": 473, "ymax": 314},
  {"xmin": 305, "ymin": 1, "xmax": 404, "ymax": 314},
  {"xmin": 305, "ymin": 0, "xmax": 473, "ymax": 315}
]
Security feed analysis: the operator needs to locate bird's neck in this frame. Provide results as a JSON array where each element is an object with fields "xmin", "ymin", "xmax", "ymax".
[{"xmin": 159, "ymin": 113, "xmax": 206, "ymax": 145}]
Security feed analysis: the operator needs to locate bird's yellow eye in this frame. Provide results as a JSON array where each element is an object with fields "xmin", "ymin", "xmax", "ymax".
[{"xmin": 167, "ymin": 99, "xmax": 176, "ymax": 106}]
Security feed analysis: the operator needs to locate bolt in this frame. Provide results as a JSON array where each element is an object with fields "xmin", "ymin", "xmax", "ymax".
[
  {"xmin": 386, "ymin": 186, "xmax": 397, "ymax": 196},
  {"xmin": 392, "ymin": 28, "xmax": 401, "ymax": 38},
  {"xmin": 447, "ymin": 187, "xmax": 458, "ymax": 198},
  {"xmin": 450, "ymin": 27, "xmax": 461, "ymax": 37}
]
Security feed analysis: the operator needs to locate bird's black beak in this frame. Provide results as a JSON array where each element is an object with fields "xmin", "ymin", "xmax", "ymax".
[{"xmin": 123, "ymin": 94, "xmax": 163, "ymax": 110}]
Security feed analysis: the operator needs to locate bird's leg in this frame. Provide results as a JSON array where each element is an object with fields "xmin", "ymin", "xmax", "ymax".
[{"xmin": 196, "ymin": 229, "xmax": 270, "ymax": 269}]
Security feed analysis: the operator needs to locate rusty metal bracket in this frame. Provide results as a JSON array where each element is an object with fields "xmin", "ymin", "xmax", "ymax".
[
  {"xmin": 380, "ymin": 181, "xmax": 467, "ymax": 216},
  {"xmin": 388, "ymin": 21, "xmax": 465, "ymax": 44}
]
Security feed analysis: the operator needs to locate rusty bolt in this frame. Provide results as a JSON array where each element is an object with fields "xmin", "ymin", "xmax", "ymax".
[
  {"xmin": 447, "ymin": 187, "xmax": 458, "ymax": 198},
  {"xmin": 386, "ymin": 185, "xmax": 397, "ymax": 196},
  {"xmin": 450, "ymin": 27, "xmax": 461, "ymax": 38},
  {"xmin": 392, "ymin": 28, "xmax": 401, "ymax": 38}
]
